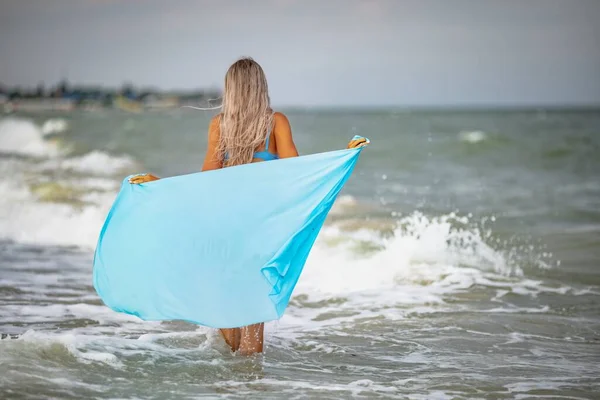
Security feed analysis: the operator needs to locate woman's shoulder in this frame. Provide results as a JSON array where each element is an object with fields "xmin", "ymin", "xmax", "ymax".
[
  {"xmin": 272, "ymin": 111, "xmax": 292, "ymax": 141},
  {"xmin": 272, "ymin": 111, "xmax": 290, "ymax": 126},
  {"xmin": 210, "ymin": 113, "xmax": 222, "ymax": 125}
]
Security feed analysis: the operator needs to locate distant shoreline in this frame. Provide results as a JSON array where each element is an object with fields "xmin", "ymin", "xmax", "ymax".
[{"xmin": 0, "ymin": 81, "xmax": 222, "ymax": 113}]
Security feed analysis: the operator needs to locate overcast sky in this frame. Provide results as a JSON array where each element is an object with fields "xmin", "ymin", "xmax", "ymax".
[{"xmin": 1, "ymin": 0, "xmax": 599, "ymax": 107}]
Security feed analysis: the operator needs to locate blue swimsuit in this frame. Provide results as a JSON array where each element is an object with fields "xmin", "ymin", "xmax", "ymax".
[{"xmin": 252, "ymin": 130, "xmax": 279, "ymax": 161}]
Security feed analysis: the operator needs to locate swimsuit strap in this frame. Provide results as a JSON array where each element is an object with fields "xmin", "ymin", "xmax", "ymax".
[{"xmin": 265, "ymin": 120, "xmax": 272, "ymax": 150}]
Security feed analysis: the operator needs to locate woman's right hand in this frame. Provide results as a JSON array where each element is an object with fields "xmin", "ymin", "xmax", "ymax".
[{"xmin": 129, "ymin": 174, "xmax": 160, "ymax": 184}]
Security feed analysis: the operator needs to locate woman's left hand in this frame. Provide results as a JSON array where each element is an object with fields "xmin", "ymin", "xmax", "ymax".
[
  {"xmin": 347, "ymin": 137, "xmax": 369, "ymax": 149},
  {"xmin": 129, "ymin": 174, "xmax": 160, "ymax": 184}
]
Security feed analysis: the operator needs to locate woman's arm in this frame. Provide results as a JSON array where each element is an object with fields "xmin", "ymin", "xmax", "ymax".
[
  {"xmin": 273, "ymin": 112, "xmax": 299, "ymax": 158},
  {"xmin": 201, "ymin": 116, "xmax": 223, "ymax": 171}
]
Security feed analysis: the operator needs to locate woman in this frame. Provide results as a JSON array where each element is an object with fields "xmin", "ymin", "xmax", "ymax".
[{"xmin": 129, "ymin": 57, "xmax": 367, "ymax": 355}]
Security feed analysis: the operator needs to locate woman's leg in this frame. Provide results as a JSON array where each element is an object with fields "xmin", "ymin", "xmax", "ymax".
[
  {"xmin": 238, "ymin": 323, "xmax": 264, "ymax": 355},
  {"xmin": 220, "ymin": 328, "xmax": 240, "ymax": 352}
]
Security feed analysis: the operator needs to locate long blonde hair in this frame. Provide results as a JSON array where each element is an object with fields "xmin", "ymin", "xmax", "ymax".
[{"xmin": 218, "ymin": 57, "xmax": 273, "ymax": 167}]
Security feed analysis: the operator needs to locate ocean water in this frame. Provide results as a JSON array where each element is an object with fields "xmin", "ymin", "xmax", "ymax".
[{"xmin": 0, "ymin": 108, "xmax": 599, "ymax": 399}]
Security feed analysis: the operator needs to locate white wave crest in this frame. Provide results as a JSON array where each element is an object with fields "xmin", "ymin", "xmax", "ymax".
[
  {"xmin": 0, "ymin": 117, "xmax": 61, "ymax": 157},
  {"xmin": 300, "ymin": 212, "xmax": 511, "ymax": 295},
  {"xmin": 40, "ymin": 150, "xmax": 136, "ymax": 175},
  {"xmin": 276, "ymin": 211, "xmax": 543, "ymax": 327},
  {"xmin": 329, "ymin": 194, "xmax": 358, "ymax": 215},
  {"xmin": 41, "ymin": 118, "xmax": 69, "ymax": 136},
  {"xmin": 458, "ymin": 130, "xmax": 487, "ymax": 143},
  {"xmin": 0, "ymin": 183, "xmax": 114, "ymax": 248}
]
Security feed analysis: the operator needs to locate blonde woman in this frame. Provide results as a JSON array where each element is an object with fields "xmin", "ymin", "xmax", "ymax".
[{"xmin": 129, "ymin": 57, "xmax": 367, "ymax": 355}]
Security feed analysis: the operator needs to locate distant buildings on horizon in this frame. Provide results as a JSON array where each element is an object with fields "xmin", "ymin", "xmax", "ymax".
[{"xmin": 0, "ymin": 80, "xmax": 222, "ymax": 112}]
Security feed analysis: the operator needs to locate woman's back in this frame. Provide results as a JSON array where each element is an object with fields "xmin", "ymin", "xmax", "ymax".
[{"xmin": 202, "ymin": 111, "xmax": 298, "ymax": 171}]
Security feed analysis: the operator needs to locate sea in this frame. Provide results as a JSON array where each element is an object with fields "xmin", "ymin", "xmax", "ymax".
[{"xmin": 0, "ymin": 108, "xmax": 599, "ymax": 399}]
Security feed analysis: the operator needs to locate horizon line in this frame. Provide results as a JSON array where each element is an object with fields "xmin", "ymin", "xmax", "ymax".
[{"xmin": 272, "ymin": 103, "xmax": 600, "ymax": 112}]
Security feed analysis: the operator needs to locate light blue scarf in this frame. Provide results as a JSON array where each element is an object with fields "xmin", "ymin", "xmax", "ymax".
[{"xmin": 93, "ymin": 137, "xmax": 369, "ymax": 328}]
